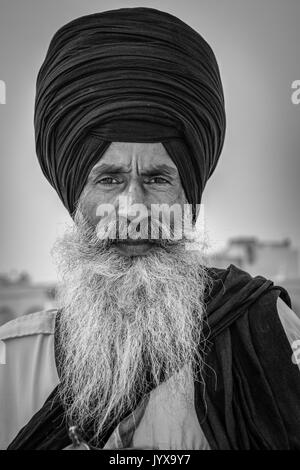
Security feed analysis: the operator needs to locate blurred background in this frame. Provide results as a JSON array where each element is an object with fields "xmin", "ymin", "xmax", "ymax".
[{"xmin": 0, "ymin": 0, "xmax": 299, "ymax": 325}]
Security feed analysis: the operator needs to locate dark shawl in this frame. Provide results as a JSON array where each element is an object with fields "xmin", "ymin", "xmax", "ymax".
[{"xmin": 7, "ymin": 264, "xmax": 300, "ymax": 450}]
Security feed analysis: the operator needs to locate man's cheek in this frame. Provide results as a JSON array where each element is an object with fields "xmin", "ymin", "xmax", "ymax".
[{"xmin": 78, "ymin": 188, "xmax": 108, "ymax": 226}]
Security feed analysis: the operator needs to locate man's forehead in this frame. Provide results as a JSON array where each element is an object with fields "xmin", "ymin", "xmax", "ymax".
[{"xmin": 90, "ymin": 141, "xmax": 178, "ymax": 173}]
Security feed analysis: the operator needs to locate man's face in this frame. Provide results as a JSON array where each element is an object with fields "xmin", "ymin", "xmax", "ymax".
[{"xmin": 80, "ymin": 142, "xmax": 186, "ymax": 256}]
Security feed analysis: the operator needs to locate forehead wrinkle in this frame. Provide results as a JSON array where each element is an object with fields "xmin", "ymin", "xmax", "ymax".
[{"xmin": 89, "ymin": 142, "xmax": 179, "ymax": 178}]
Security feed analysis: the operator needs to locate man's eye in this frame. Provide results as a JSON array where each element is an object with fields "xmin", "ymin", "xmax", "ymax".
[
  {"xmin": 97, "ymin": 177, "xmax": 120, "ymax": 185},
  {"xmin": 145, "ymin": 177, "xmax": 169, "ymax": 184}
]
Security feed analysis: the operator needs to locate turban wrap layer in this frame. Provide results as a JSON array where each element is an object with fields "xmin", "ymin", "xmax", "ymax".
[{"xmin": 35, "ymin": 7, "xmax": 226, "ymax": 219}]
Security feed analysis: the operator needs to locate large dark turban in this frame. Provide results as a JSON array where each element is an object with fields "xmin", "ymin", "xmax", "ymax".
[{"xmin": 35, "ymin": 7, "xmax": 226, "ymax": 219}]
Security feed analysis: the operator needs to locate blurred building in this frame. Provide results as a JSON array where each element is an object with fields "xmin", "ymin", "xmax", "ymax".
[
  {"xmin": 210, "ymin": 237, "xmax": 300, "ymax": 316},
  {"xmin": 0, "ymin": 271, "xmax": 56, "ymax": 327}
]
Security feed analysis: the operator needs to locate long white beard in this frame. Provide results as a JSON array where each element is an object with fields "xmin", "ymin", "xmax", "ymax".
[{"xmin": 52, "ymin": 209, "xmax": 210, "ymax": 445}]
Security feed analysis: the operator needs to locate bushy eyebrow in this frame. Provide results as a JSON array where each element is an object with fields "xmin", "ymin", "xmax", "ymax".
[
  {"xmin": 140, "ymin": 164, "xmax": 178, "ymax": 177},
  {"xmin": 89, "ymin": 163, "xmax": 178, "ymax": 178}
]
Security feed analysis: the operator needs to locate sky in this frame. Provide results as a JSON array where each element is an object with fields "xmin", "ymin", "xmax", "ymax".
[{"xmin": 0, "ymin": 0, "xmax": 299, "ymax": 282}]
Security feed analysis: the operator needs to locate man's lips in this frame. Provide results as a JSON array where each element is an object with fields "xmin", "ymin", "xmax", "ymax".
[
  {"xmin": 118, "ymin": 240, "xmax": 151, "ymax": 244},
  {"xmin": 112, "ymin": 239, "xmax": 155, "ymax": 256},
  {"xmin": 113, "ymin": 239, "xmax": 155, "ymax": 245}
]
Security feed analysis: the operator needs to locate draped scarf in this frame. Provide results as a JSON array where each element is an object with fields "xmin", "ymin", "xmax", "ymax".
[{"xmin": 8, "ymin": 264, "xmax": 300, "ymax": 450}]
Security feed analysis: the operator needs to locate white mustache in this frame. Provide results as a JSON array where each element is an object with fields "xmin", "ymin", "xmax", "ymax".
[{"xmin": 95, "ymin": 214, "xmax": 185, "ymax": 246}]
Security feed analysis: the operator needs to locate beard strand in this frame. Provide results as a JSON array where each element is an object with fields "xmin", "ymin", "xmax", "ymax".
[{"xmin": 52, "ymin": 208, "xmax": 211, "ymax": 445}]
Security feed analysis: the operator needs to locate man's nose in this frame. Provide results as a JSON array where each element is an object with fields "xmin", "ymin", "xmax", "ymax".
[{"xmin": 119, "ymin": 180, "xmax": 147, "ymax": 219}]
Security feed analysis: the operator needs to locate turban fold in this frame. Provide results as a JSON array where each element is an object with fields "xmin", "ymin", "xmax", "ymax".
[{"xmin": 35, "ymin": 7, "xmax": 226, "ymax": 218}]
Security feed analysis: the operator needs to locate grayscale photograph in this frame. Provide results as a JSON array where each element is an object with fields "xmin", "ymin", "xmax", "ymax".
[{"xmin": 0, "ymin": 0, "xmax": 299, "ymax": 454}]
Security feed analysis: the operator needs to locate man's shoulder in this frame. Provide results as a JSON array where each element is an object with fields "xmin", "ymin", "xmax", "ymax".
[
  {"xmin": 0, "ymin": 308, "xmax": 58, "ymax": 342},
  {"xmin": 0, "ymin": 309, "xmax": 59, "ymax": 449}
]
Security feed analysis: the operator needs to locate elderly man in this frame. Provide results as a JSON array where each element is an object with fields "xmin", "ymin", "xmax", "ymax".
[{"xmin": 1, "ymin": 7, "xmax": 300, "ymax": 450}]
